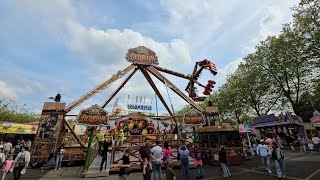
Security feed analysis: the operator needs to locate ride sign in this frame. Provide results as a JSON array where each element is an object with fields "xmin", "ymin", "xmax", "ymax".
[
  {"xmin": 76, "ymin": 104, "xmax": 108, "ymax": 126},
  {"xmin": 126, "ymin": 46, "xmax": 159, "ymax": 65},
  {"xmin": 183, "ymin": 109, "xmax": 206, "ymax": 126}
]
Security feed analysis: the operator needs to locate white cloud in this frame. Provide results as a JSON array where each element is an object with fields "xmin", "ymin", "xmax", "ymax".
[
  {"xmin": 64, "ymin": 20, "xmax": 192, "ymax": 69},
  {"xmin": 159, "ymin": 0, "xmax": 238, "ymax": 48},
  {"xmin": 215, "ymin": 58, "xmax": 244, "ymax": 86},
  {"xmin": 242, "ymin": 3, "xmax": 297, "ymax": 54},
  {"xmin": 0, "ymin": 80, "xmax": 18, "ymax": 99}
]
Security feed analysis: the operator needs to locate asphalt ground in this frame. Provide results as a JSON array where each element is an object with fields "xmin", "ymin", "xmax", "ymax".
[{"xmin": 4, "ymin": 150, "xmax": 320, "ymax": 180}]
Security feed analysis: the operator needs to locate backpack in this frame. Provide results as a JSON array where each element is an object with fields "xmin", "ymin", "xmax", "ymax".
[
  {"xmin": 195, "ymin": 150, "xmax": 202, "ymax": 161},
  {"xmin": 276, "ymin": 149, "xmax": 284, "ymax": 160},
  {"xmin": 15, "ymin": 153, "xmax": 26, "ymax": 168}
]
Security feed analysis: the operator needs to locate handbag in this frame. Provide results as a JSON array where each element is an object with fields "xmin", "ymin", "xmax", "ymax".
[{"xmin": 214, "ymin": 154, "xmax": 219, "ymax": 161}]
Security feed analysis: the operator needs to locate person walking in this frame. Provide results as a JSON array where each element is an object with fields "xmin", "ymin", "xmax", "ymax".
[
  {"xmin": 219, "ymin": 146, "xmax": 231, "ymax": 177},
  {"xmin": 3, "ymin": 141, "xmax": 12, "ymax": 157},
  {"xmin": 286, "ymin": 135, "xmax": 295, "ymax": 152},
  {"xmin": 0, "ymin": 148, "xmax": 5, "ymax": 169},
  {"xmin": 2, "ymin": 155, "xmax": 14, "ymax": 180},
  {"xmin": 118, "ymin": 148, "xmax": 131, "ymax": 180},
  {"xmin": 312, "ymin": 135, "xmax": 320, "ymax": 155},
  {"xmin": 151, "ymin": 141, "xmax": 163, "ymax": 180},
  {"xmin": 13, "ymin": 146, "xmax": 30, "ymax": 180},
  {"xmin": 271, "ymin": 142, "xmax": 286, "ymax": 179},
  {"xmin": 97, "ymin": 130, "xmax": 105, "ymax": 155},
  {"xmin": 257, "ymin": 139, "xmax": 272, "ymax": 174},
  {"xmin": 100, "ymin": 137, "xmax": 112, "ymax": 172},
  {"xmin": 0, "ymin": 141, "xmax": 4, "ymax": 149},
  {"xmin": 55, "ymin": 145, "xmax": 65, "ymax": 170},
  {"xmin": 297, "ymin": 135, "xmax": 307, "ymax": 152},
  {"xmin": 178, "ymin": 145, "xmax": 190, "ymax": 180},
  {"xmin": 193, "ymin": 145, "xmax": 204, "ymax": 179},
  {"xmin": 162, "ymin": 141, "xmax": 172, "ymax": 170}
]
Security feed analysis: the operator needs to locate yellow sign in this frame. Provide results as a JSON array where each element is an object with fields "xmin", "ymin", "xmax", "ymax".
[
  {"xmin": 126, "ymin": 46, "xmax": 159, "ymax": 65},
  {"xmin": 76, "ymin": 104, "xmax": 108, "ymax": 126},
  {"xmin": 0, "ymin": 123, "xmax": 38, "ymax": 134},
  {"xmin": 183, "ymin": 109, "xmax": 206, "ymax": 126}
]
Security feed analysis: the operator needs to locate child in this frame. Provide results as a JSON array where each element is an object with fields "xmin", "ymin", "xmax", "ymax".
[
  {"xmin": 194, "ymin": 145, "xmax": 204, "ymax": 178},
  {"xmin": 308, "ymin": 141, "xmax": 314, "ymax": 154},
  {"xmin": 142, "ymin": 158, "xmax": 152, "ymax": 180},
  {"xmin": 2, "ymin": 155, "xmax": 14, "ymax": 180},
  {"xmin": 166, "ymin": 162, "xmax": 176, "ymax": 180}
]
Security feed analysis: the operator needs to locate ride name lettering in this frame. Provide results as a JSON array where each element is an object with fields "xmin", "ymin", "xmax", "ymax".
[
  {"xmin": 185, "ymin": 117, "xmax": 203, "ymax": 124},
  {"xmin": 127, "ymin": 53, "xmax": 158, "ymax": 64},
  {"xmin": 78, "ymin": 115, "xmax": 106, "ymax": 124}
]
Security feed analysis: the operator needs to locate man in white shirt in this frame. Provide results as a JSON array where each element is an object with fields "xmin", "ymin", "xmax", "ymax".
[
  {"xmin": 312, "ymin": 135, "xmax": 320, "ymax": 155},
  {"xmin": 3, "ymin": 141, "xmax": 12, "ymax": 156},
  {"xmin": 257, "ymin": 139, "xmax": 272, "ymax": 173},
  {"xmin": 151, "ymin": 141, "xmax": 163, "ymax": 180}
]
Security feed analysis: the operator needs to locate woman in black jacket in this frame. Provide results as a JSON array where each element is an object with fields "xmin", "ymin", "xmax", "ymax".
[{"xmin": 219, "ymin": 147, "xmax": 231, "ymax": 177}]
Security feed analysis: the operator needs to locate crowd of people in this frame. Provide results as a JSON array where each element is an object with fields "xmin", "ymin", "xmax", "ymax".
[
  {"xmin": 0, "ymin": 140, "xmax": 31, "ymax": 180},
  {"xmin": 242, "ymin": 134, "xmax": 320, "ymax": 156}
]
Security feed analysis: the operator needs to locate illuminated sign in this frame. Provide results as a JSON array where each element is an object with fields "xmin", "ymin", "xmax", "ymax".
[
  {"xmin": 183, "ymin": 109, "xmax": 206, "ymax": 126},
  {"xmin": 76, "ymin": 104, "xmax": 108, "ymax": 126},
  {"xmin": 127, "ymin": 104, "xmax": 152, "ymax": 111},
  {"xmin": 126, "ymin": 46, "xmax": 159, "ymax": 65}
]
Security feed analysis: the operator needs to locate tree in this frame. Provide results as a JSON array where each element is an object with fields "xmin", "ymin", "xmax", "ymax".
[
  {"xmin": 231, "ymin": 63, "xmax": 281, "ymax": 117},
  {"xmin": 0, "ymin": 99, "xmax": 39, "ymax": 123},
  {"xmin": 292, "ymin": 0, "xmax": 320, "ymax": 67},
  {"xmin": 245, "ymin": 25, "xmax": 317, "ymax": 117}
]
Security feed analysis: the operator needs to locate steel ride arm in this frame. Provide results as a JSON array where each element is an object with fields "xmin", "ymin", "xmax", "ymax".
[{"xmin": 65, "ymin": 64, "xmax": 136, "ymax": 113}]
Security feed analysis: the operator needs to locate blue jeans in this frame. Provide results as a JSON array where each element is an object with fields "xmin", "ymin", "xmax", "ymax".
[
  {"xmin": 151, "ymin": 160, "xmax": 162, "ymax": 180},
  {"xmin": 164, "ymin": 157, "xmax": 171, "ymax": 170},
  {"xmin": 261, "ymin": 156, "xmax": 271, "ymax": 170},
  {"xmin": 220, "ymin": 163, "xmax": 231, "ymax": 177},
  {"xmin": 181, "ymin": 163, "xmax": 189, "ymax": 179},
  {"xmin": 275, "ymin": 160, "xmax": 286, "ymax": 177},
  {"xmin": 55, "ymin": 154, "xmax": 63, "ymax": 169},
  {"xmin": 314, "ymin": 144, "xmax": 320, "ymax": 154},
  {"xmin": 196, "ymin": 165, "xmax": 204, "ymax": 177}
]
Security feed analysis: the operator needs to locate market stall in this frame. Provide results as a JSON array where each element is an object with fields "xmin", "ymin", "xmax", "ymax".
[
  {"xmin": 196, "ymin": 124, "xmax": 245, "ymax": 165},
  {"xmin": 0, "ymin": 122, "xmax": 38, "ymax": 144},
  {"xmin": 250, "ymin": 113, "xmax": 305, "ymax": 145}
]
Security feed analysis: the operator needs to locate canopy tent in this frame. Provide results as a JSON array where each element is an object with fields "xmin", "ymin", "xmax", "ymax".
[
  {"xmin": 0, "ymin": 122, "xmax": 38, "ymax": 134},
  {"xmin": 239, "ymin": 123, "xmax": 252, "ymax": 134}
]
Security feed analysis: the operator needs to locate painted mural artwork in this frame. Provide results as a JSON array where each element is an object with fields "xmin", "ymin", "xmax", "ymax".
[{"xmin": 39, "ymin": 112, "xmax": 59, "ymax": 139}]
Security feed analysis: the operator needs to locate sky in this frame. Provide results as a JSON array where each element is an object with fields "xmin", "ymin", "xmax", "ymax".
[{"xmin": 0, "ymin": 0, "xmax": 300, "ymax": 115}]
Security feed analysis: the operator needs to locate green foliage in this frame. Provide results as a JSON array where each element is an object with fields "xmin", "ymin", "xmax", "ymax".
[{"xmin": 0, "ymin": 100, "xmax": 39, "ymax": 123}]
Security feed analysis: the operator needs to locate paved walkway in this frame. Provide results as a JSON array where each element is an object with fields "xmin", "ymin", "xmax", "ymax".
[{"xmin": 7, "ymin": 150, "xmax": 320, "ymax": 180}]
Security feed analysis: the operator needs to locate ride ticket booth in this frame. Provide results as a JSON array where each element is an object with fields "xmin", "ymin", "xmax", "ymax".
[{"xmin": 192, "ymin": 106, "xmax": 245, "ymax": 166}]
